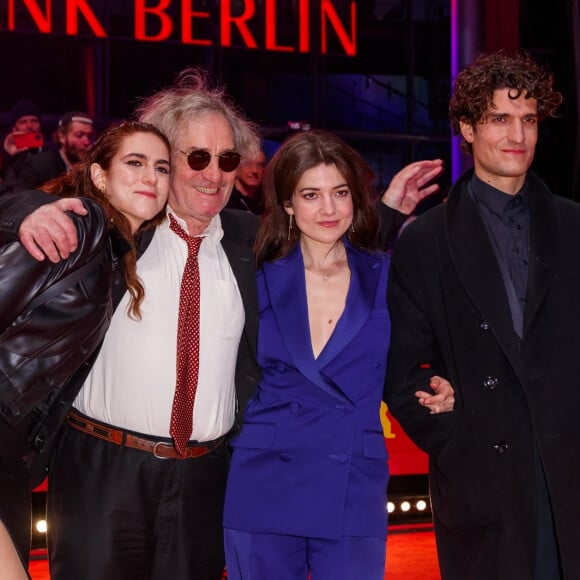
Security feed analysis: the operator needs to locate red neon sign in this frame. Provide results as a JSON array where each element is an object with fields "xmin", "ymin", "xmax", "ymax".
[{"xmin": 4, "ymin": 0, "xmax": 358, "ymax": 56}]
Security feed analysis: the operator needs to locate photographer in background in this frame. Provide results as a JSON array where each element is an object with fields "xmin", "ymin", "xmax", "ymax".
[
  {"xmin": 2, "ymin": 99, "xmax": 46, "ymax": 182},
  {"xmin": 19, "ymin": 111, "xmax": 94, "ymax": 190}
]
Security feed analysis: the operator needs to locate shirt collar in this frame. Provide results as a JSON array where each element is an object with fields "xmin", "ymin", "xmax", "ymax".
[
  {"xmin": 470, "ymin": 174, "xmax": 529, "ymax": 218},
  {"xmin": 165, "ymin": 205, "xmax": 224, "ymax": 246}
]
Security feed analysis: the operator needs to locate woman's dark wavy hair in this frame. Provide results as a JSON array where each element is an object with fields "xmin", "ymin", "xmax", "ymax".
[
  {"xmin": 42, "ymin": 121, "xmax": 169, "ymax": 319},
  {"xmin": 449, "ymin": 50, "xmax": 563, "ymax": 154},
  {"xmin": 255, "ymin": 130, "xmax": 379, "ymax": 267}
]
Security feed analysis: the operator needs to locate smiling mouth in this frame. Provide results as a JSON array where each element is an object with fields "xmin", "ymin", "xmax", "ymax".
[{"xmin": 196, "ymin": 185, "xmax": 219, "ymax": 195}]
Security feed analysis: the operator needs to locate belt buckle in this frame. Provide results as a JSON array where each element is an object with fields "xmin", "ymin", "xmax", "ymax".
[{"xmin": 152, "ymin": 441, "xmax": 174, "ymax": 459}]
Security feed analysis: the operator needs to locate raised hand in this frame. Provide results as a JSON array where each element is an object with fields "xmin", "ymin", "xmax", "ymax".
[{"xmin": 381, "ymin": 159, "xmax": 444, "ymax": 215}]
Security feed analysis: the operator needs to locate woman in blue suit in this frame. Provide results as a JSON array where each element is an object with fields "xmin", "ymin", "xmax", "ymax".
[{"xmin": 224, "ymin": 130, "xmax": 451, "ymax": 579}]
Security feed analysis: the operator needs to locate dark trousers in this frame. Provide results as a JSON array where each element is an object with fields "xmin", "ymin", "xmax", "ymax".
[
  {"xmin": 0, "ymin": 414, "xmax": 34, "ymax": 569},
  {"xmin": 48, "ymin": 423, "xmax": 229, "ymax": 580}
]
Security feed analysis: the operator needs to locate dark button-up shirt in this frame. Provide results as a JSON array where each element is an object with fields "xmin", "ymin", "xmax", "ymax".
[{"xmin": 469, "ymin": 174, "xmax": 530, "ymax": 337}]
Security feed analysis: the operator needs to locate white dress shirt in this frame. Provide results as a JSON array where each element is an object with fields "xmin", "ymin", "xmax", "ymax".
[{"xmin": 74, "ymin": 208, "xmax": 245, "ymax": 441}]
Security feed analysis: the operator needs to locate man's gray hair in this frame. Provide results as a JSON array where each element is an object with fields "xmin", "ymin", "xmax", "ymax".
[{"xmin": 136, "ymin": 67, "xmax": 261, "ymax": 161}]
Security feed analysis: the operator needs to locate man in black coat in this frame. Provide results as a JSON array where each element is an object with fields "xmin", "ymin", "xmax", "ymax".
[{"xmin": 384, "ymin": 51, "xmax": 580, "ymax": 579}]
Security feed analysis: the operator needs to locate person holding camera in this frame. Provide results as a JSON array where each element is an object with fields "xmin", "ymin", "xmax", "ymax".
[
  {"xmin": 2, "ymin": 99, "xmax": 46, "ymax": 183},
  {"xmin": 18, "ymin": 110, "xmax": 94, "ymax": 190}
]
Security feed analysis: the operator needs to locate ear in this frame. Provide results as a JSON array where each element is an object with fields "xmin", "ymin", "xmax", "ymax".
[
  {"xmin": 90, "ymin": 163, "xmax": 107, "ymax": 192},
  {"xmin": 282, "ymin": 200, "xmax": 294, "ymax": 216},
  {"xmin": 459, "ymin": 120, "xmax": 475, "ymax": 144},
  {"xmin": 57, "ymin": 130, "xmax": 66, "ymax": 147}
]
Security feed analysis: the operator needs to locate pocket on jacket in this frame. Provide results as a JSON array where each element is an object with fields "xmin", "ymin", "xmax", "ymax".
[
  {"xmin": 230, "ymin": 422, "xmax": 276, "ymax": 450},
  {"xmin": 363, "ymin": 430, "xmax": 389, "ymax": 459}
]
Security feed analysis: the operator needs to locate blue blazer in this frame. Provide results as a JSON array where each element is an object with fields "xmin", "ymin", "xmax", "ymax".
[{"xmin": 224, "ymin": 241, "xmax": 391, "ymax": 540}]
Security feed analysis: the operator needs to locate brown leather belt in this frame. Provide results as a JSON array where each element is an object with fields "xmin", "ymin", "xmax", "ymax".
[{"xmin": 66, "ymin": 411, "xmax": 224, "ymax": 460}]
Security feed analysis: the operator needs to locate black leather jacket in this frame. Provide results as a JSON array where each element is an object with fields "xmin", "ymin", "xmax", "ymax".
[{"xmin": 0, "ymin": 192, "xmax": 127, "ymax": 444}]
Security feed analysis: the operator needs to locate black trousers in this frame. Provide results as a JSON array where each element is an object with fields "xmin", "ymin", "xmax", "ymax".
[
  {"xmin": 0, "ymin": 414, "xmax": 34, "ymax": 569},
  {"xmin": 48, "ymin": 423, "xmax": 229, "ymax": 580}
]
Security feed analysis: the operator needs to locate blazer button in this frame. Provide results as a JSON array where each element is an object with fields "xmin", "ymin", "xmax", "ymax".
[
  {"xmin": 493, "ymin": 440, "xmax": 509, "ymax": 455},
  {"xmin": 279, "ymin": 453, "xmax": 292, "ymax": 462},
  {"xmin": 483, "ymin": 376, "xmax": 498, "ymax": 390},
  {"xmin": 275, "ymin": 362, "xmax": 286, "ymax": 372},
  {"xmin": 479, "ymin": 320, "xmax": 490, "ymax": 330},
  {"xmin": 289, "ymin": 402, "xmax": 301, "ymax": 414}
]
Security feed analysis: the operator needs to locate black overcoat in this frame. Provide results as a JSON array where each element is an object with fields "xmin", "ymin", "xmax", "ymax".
[{"xmin": 384, "ymin": 170, "xmax": 580, "ymax": 579}]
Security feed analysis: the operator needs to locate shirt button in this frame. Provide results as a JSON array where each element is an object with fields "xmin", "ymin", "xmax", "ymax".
[
  {"xmin": 483, "ymin": 376, "xmax": 498, "ymax": 390},
  {"xmin": 494, "ymin": 440, "xmax": 509, "ymax": 455}
]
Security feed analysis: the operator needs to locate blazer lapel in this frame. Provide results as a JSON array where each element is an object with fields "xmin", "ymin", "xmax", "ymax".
[
  {"xmin": 262, "ymin": 247, "xmax": 348, "ymax": 400},
  {"xmin": 523, "ymin": 175, "xmax": 557, "ymax": 338},
  {"xmin": 445, "ymin": 176, "xmax": 523, "ymax": 376},
  {"xmin": 221, "ymin": 225, "xmax": 258, "ymax": 357},
  {"xmin": 317, "ymin": 245, "xmax": 381, "ymax": 367}
]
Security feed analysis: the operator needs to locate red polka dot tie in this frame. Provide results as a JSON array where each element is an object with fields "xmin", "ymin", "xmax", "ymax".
[{"xmin": 169, "ymin": 214, "xmax": 203, "ymax": 455}]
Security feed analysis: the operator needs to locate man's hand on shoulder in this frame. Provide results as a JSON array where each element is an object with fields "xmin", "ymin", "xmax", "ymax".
[
  {"xmin": 381, "ymin": 159, "xmax": 444, "ymax": 215},
  {"xmin": 20, "ymin": 198, "xmax": 88, "ymax": 262}
]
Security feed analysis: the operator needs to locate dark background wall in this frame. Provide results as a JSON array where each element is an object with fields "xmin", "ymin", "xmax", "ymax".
[{"xmin": 1, "ymin": 0, "xmax": 578, "ymax": 201}]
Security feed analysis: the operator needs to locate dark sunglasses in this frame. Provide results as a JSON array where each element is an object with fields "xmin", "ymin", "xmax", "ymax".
[{"xmin": 180, "ymin": 149, "xmax": 242, "ymax": 172}]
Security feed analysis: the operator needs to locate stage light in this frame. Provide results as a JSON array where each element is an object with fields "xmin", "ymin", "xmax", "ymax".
[
  {"xmin": 416, "ymin": 500, "xmax": 428, "ymax": 511},
  {"xmin": 387, "ymin": 502, "xmax": 395, "ymax": 513},
  {"xmin": 400, "ymin": 501, "xmax": 411, "ymax": 512},
  {"xmin": 35, "ymin": 520, "xmax": 47, "ymax": 533}
]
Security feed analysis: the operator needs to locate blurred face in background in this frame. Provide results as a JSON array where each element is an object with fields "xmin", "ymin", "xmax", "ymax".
[
  {"xmin": 13, "ymin": 115, "xmax": 41, "ymax": 133},
  {"xmin": 236, "ymin": 150, "xmax": 266, "ymax": 194},
  {"xmin": 60, "ymin": 121, "xmax": 94, "ymax": 163}
]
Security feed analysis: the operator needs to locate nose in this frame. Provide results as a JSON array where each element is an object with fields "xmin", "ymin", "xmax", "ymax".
[
  {"xmin": 200, "ymin": 156, "xmax": 223, "ymax": 182},
  {"xmin": 320, "ymin": 195, "xmax": 336, "ymax": 214},
  {"xmin": 508, "ymin": 119, "xmax": 525, "ymax": 143},
  {"xmin": 142, "ymin": 165, "xmax": 158, "ymax": 185}
]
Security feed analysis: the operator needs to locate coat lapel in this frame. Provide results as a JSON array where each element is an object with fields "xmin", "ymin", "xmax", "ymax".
[
  {"xmin": 221, "ymin": 220, "xmax": 259, "ymax": 357},
  {"xmin": 523, "ymin": 174, "xmax": 557, "ymax": 338},
  {"xmin": 445, "ymin": 174, "xmax": 522, "ymax": 376}
]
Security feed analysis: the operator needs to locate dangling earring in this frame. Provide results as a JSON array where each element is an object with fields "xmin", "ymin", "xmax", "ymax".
[{"xmin": 287, "ymin": 214, "xmax": 293, "ymax": 241}]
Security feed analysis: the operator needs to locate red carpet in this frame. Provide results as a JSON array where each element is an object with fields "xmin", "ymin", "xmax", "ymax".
[{"xmin": 29, "ymin": 528, "xmax": 440, "ymax": 579}]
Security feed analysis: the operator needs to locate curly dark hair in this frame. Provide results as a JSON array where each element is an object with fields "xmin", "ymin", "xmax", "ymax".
[
  {"xmin": 43, "ymin": 121, "xmax": 169, "ymax": 319},
  {"xmin": 449, "ymin": 50, "xmax": 563, "ymax": 154},
  {"xmin": 255, "ymin": 130, "xmax": 379, "ymax": 266}
]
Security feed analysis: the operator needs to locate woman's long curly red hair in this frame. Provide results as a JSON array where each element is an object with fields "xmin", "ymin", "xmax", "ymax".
[{"xmin": 43, "ymin": 121, "xmax": 169, "ymax": 319}]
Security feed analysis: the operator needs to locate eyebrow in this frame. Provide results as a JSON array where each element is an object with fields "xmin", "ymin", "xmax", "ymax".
[
  {"xmin": 121, "ymin": 152, "xmax": 170, "ymax": 164},
  {"xmin": 299, "ymin": 182, "xmax": 349, "ymax": 192},
  {"xmin": 487, "ymin": 111, "xmax": 538, "ymax": 118}
]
